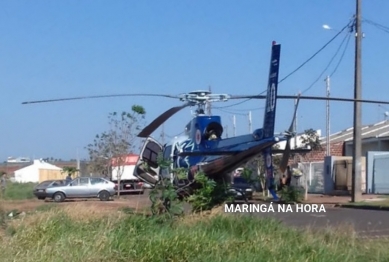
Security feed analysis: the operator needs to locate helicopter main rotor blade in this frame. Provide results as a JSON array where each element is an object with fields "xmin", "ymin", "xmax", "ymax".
[
  {"xmin": 229, "ymin": 94, "xmax": 389, "ymax": 104},
  {"xmin": 21, "ymin": 93, "xmax": 180, "ymax": 105},
  {"xmin": 138, "ymin": 102, "xmax": 192, "ymax": 138}
]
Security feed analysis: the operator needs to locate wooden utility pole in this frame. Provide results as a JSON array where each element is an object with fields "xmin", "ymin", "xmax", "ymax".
[{"xmin": 352, "ymin": 0, "xmax": 362, "ymax": 202}]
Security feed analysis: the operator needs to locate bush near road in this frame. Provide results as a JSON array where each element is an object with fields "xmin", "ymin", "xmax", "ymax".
[{"xmin": 1, "ymin": 182, "xmax": 36, "ymax": 200}]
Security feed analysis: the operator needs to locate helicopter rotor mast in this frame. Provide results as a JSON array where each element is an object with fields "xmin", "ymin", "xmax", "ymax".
[{"xmin": 178, "ymin": 90, "xmax": 230, "ymax": 115}]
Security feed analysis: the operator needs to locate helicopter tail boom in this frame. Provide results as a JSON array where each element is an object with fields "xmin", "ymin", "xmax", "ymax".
[
  {"xmin": 262, "ymin": 41, "xmax": 281, "ymax": 200},
  {"xmin": 262, "ymin": 41, "xmax": 281, "ymax": 139}
]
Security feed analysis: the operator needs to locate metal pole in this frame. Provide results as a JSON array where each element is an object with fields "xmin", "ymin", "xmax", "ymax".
[
  {"xmin": 248, "ymin": 111, "xmax": 252, "ymax": 133},
  {"xmin": 294, "ymin": 96, "xmax": 298, "ymax": 148},
  {"xmin": 352, "ymin": 0, "xmax": 362, "ymax": 202},
  {"xmin": 77, "ymin": 148, "xmax": 80, "ymax": 176},
  {"xmin": 233, "ymin": 115, "xmax": 236, "ymax": 136},
  {"xmin": 325, "ymin": 76, "xmax": 331, "ymax": 156},
  {"xmin": 207, "ymin": 86, "xmax": 212, "ymax": 115}
]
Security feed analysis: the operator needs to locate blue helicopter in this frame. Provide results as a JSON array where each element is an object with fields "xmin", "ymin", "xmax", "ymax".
[{"xmin": 22, "ymin": 41, "xmax": 389, "ymax": 200}]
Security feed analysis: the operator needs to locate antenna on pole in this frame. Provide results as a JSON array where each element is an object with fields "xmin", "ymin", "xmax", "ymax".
[
  {"xmin": 248, "ymin": 111, "xmax": 252, "ymax": 133},
  {"xmin": 206, "ymin": 86, "xmax": 212, "ymax": 115}
]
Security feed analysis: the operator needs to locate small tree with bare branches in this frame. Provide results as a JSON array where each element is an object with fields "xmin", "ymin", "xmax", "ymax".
[{"xmin": 86, "ymin": 105, "xmax": 146, "ymax": 196}]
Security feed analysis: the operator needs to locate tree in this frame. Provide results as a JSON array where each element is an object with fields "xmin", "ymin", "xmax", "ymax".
[
  {"xmin": 244, "ymin": 144, "xmax": 282, "ymax": 196},
  {"xmin": 61, "ymin": 166, "xmax": 79, "ymax": 178},
  {"xmin": 299, "ymin": 128, "xmax": 322, "ymax": 150},
  {"xmin": 85, "ymin": 105, "xmax": 146, "ymax": 197}
]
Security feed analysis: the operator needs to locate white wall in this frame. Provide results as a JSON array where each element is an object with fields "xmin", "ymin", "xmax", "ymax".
[
  {"xmin": 277, "ymin": 130, "xmax": 321, "ymax": 149},
  {"xmin": 14, "ymin": 165, "xmax": 40, "ymax": 183}
]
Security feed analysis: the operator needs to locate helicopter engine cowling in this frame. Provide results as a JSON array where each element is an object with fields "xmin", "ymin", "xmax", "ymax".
[{"xmin": 190, "ymin": 115, "xmax": 223, "ymax": 145}]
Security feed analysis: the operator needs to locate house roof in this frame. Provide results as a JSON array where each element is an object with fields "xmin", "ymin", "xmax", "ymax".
[
  {"xmin": 321, "ymin": 120, "xmax": 389, "ymax": 144},
  {"xmin": 14, "ymin": 159, "xmax": 62, "ymax": 172}
]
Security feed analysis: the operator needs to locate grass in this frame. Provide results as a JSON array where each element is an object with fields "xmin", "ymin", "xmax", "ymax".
[
  {"xmin": 1, "ymin": 182, "xmax": 37, "ymax": 200},
  {"xmin": 0, "ymin": 203, "xmax": 388, "ymax": 261}
]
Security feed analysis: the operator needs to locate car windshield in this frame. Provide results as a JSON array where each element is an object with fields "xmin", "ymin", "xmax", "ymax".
[
  {"xmin": 52, "ymin": 180, "xmax": 65, "ymax": 186},
  {"xmin": 37, "ymin": 181, "xmax": 53, "ymax": 187},
  {"xmin": 233, "ymin": 177, "xmax": 247, "ymax": 184}
]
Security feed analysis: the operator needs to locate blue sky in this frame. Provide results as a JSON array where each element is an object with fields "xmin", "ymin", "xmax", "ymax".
[{"xmin": 1, "ymin": 0, "xmax": 389, "ymax": 161}]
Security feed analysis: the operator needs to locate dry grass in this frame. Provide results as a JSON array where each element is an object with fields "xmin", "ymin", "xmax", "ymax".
[{"xmin": 0, "ymin": 200, "xmax": 389, "ymax": 261}]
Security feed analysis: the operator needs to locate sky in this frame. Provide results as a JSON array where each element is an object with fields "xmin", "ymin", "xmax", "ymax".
[{"xmin": 1, "ymin": 0, "xmax": 389, "ymax": 161}]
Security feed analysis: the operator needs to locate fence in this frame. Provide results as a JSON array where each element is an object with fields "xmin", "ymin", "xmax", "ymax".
[{"xmin": 291, "ymin": 161, "xmax": 324, "ymax": 194}]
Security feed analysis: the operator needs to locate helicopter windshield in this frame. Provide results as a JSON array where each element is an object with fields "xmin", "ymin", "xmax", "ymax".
[{"xmin": 160, "ymin": 145, "xmax": 172, "ymax": 178}]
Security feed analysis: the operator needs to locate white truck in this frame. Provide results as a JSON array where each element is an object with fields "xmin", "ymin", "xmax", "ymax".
[{"xmin": 110, "ymin": 154, "xmax": 146, "ymax": 194}]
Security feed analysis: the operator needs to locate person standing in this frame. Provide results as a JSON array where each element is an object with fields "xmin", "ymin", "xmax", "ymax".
[
  {"xmin": 0, "ymin": 174, "xmax": 7, "ymax": 198},
  {"xmin": 65, "ymin": 174, "xmax": 72, "ymax": 185}
]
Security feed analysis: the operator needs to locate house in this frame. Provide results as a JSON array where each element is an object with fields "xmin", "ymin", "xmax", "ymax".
[
  {"xmin": 325, "ymin": 120, "xmax": 389, "ymax": 157},
  {"xmin": 14, "ymin": 159, "xmax": 63, "ymax": 183}
]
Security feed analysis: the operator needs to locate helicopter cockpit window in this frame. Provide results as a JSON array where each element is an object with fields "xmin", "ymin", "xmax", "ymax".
[
  {"xmin": 160, "ymin": 145, "xmax": 172, "ymax": 177},
  {"xmin": 163, "ymin": 145, "xmax": 172, "ymax": 161},
  {"xmin": 204, "ymin": 122, "xmax": 223, "ymax": 140},
  {"xmin": 142, "ymin": 142, "xmax": 161, "ymax": 168}
]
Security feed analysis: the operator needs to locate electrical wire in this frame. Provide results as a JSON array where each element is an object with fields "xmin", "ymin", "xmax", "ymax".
[
  {"xmin": 222, "ymin": 106, "xmax": 265, "ymax": 112},
  {"xmin": 301, "ymin": 29, "xmax": 353, "ymax": 94},
  {"xmin": 278, "ymin": 19, "xmax": 355, "ymax": 85},
  {"xmin": 363, "ymin": 18, "xmax": 389, "ymax": 34},
  {"xmin": 213, "ymin": 107, "xmax": 251, "ymax": 116},
  {"xmin": 329, "ymin": 32, "xmax": 352, "ymax": 78},
  {"xmin": 216, "ymin": 18, "xmax": 354, "ymax": 110},
  {"xmin": 214, "ymin": 88, "xmax": 269, "ymax": 109},
  {"xmin": 214, "ymin": 98, "xmax": 252, "ymax": 109}
]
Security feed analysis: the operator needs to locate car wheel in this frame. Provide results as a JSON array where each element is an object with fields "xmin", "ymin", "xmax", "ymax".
[
  {"xmin": 53, "ymin": 192, "xmax": 65, "ymax": 202},
  {"xmin": 99, "ymin": 190, "xmax": 110, "ymax": 201}
]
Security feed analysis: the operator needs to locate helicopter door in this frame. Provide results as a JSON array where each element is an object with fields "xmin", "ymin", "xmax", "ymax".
[{"xmin": 133, "ymin": 137, "xmax": 162, "ymax": 186}]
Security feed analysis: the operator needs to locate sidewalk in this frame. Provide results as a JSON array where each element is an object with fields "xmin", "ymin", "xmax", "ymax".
[{"xmin": 303, "ymin": 194, "xmax": 386, "ymax": 204}]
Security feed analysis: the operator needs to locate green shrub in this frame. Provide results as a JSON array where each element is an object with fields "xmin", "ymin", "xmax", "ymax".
[
  {"xmin": 3, "ymin": 182, "xmax": 37, "ymax": 200},
  {"xmin": 279, "ymin": 185, "xmax": 304, "ymax": 203}
]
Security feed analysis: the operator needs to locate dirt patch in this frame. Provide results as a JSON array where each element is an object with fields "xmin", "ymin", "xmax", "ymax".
[{"xmin": 0, "ymin": 193, "xmax": 152, "ymax": 214}]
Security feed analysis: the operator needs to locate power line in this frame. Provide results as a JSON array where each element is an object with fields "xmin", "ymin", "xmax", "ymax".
[
  {"xmin": 214, "ymin": 107, "xmax": 249, "ymax": 116},
  {"xmin": 363, "ymin": 18, "xmax": 389, "ymax": 34},
  {"xmin": 221, "ymin": 106, "xmax": 265, "ymax": 112},
  {"xmin": 214, "ymin": 98, "xmax": 253, "ymax": 109},
  {"xmin": 216, "ymin": 18, "xmax": 354, "ymax": 110},
  {"xmin": 330, "ymin": 32, "xmax": 352, "ymax": 78},
  {"xmin": 278, "ymin": 18, "xmax": 355, "ymax": 85},
  {"xmin": 302, "ymin": 27, "xmax": 353, "ymax": 94}
]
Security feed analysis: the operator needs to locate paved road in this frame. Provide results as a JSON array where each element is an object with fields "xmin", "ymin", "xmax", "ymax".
[{"xmin": 229, "ymin": 203, "xmax": 389, "ymax": 239}]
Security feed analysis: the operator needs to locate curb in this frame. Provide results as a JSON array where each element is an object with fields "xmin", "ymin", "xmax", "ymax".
[{"xmin": 335, "ymin": 204, "xmax": 389, "ymax": 211}]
